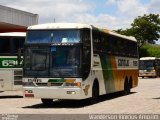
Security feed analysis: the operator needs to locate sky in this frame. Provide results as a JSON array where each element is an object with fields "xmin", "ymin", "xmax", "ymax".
[{"xmin": 0, "ymin": 0, "xmax": 159, "ymax": 30}]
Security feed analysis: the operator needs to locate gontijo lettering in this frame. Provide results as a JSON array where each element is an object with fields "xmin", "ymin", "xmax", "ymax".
[{"xmin": 118, "ymin": 59, "xmax": 129, "ymax": 66}]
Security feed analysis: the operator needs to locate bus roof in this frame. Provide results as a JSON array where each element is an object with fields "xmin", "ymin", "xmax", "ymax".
[
  {"xmin": 140, "ymin": 57, "xmax": 157, "ymax": 60},
  {"xmin": 0, "ymin": 32, "xmax": 26, "ymax": 37},
  {"xmin": 108, "ymin": 31, "xmax": 136, "ymax": 42},
  {"xmin": 28, "ymin": 23, "xmax": 92, "ymax": 29},
  {"xmin": 27, "ymin": 23, "xmax": 136, "ymax": 42}
]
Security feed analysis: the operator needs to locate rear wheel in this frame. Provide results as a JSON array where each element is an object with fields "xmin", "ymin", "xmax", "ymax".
[
  {"xmin": 124, "ymin": 78, "xmax": 131, "ymax": 95},
  {"xmin": 41, "ymin": 99, "xmax": 53, "ymax": 105}
]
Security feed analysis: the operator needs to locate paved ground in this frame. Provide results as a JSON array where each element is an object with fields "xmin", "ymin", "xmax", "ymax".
[{"xmin": 0, "ymin": 78, "xmax": 160, "ymax": 114}]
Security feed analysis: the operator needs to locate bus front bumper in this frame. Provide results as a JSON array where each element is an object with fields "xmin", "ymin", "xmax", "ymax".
[
  {"xmin": 23, "ymin": 86, "xmax": 86, "ymax": 100},
  {"xmin": 139, "ymin": 72, "xmax": 156, "ymax": 77}
]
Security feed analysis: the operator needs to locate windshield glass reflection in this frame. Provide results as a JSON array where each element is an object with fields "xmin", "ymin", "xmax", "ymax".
[
  {"xmin": 24, "ymin": 46, "xmax": 81, "ymax": 77},
  {"xmin": 26, "ymin": 30, "xmax": 80, "ymax": 43}
]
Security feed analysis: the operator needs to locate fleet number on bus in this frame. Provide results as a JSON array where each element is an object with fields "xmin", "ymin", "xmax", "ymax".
[{"xmin": 0, "ymin": 58, "xmax": 23, "ymax": 68}]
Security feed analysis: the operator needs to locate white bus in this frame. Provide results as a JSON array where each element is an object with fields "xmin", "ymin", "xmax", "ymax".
[
  {"xmin": 139, "ymin": 57, "xmax": 160, "ymax": 78},
  {"xmin": 22, "ymin": 23, "xmax": 138, "ymax": 104},
  {"xmin": 0, "ymin": 32, "xmax": 25, "ymax": 91}
]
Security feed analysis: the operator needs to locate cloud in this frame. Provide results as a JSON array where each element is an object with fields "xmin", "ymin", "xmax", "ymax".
[
  {"xmin": 148, "ymin": 0, "xmax": 160, "ymax": 14},
  {"xmin": 0, "ymin": 0, "xmax": 159, "ymax": 31},
  {"xmin": 104, "ymin": 0, "xmax": 150, "ymax": 29},
  {"xmin": 106, "ymin": 0, "xmax": 117, "ymax": 6},
  {"xmin": 117, "ymin": 0, "xmax": 148, "ymax": 17},
  {"xmin": 1, "ymin": 0, "xmax": 92, "ymax": 23},
  {"xmin": 70, "ymin": 13, "xmax": 131, "ymax": 30}
]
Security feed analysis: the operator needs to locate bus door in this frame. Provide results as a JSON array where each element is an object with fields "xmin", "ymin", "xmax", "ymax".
[
  {"xmin": 0, "ymin": 76, "xmax": 4, "ymax": 91},
  {"xmin": 0, "ymin": 70, "xmax": 13, "ymax": 91}
]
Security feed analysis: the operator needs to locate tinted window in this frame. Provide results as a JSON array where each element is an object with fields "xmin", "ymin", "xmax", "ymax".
[
  {"xmin": 12, "ymin": 37, "xmax": 25, "ymax": 54},
  {"xmin": 0, "ymin": 37, "xmax": 10, "ymax": 54},
  {"xmin": 26, "ymin": 30, "xmax": 80, "ymax": 43},
  {"xmin": 92, "ymin": 29, "xmax": 138, "ymax": 57},
  {"xmin": 0, "ymin": 37, "xmax": 25, "ymax": 55},
  {"xmin": 82, "ymin": 29, "xmax": 91, "ymax": 80},
  {"xmin": 24, "ymin": 45, "xmax": 81, "ymax": 78},
  {"xmin": 139, "ymin": 60, "xmax": 155, "ymax": 70}
]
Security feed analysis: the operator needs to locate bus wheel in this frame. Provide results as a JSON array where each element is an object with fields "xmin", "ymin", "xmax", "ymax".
[
  {"xmin": 124, "ymin": 79, "xmax": 130, "ymax": 95},
  {"xmin": 90, "ymin": 80, "xmax": 99, "ymax": 104},
  {"xmin": 41, "ymin": 98, "xmax": 53, "ymax": 105}
]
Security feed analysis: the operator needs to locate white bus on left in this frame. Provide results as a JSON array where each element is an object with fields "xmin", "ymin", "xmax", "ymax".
[{"xmin": 0, "ymin": 32, "xmax": 25, "ymax": 91}]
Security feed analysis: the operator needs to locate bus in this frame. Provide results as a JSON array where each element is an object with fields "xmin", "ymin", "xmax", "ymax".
[
  {"xmin": 0, "ymin": 32, "xmax": 25, "ymax": 91},
  {"xmin": 22, "ymin": 23, "xmax": 138, "ymax": 104},
  {"xmin": 139, "ymin": 57, "xmax": 160, "ymax": 78}
]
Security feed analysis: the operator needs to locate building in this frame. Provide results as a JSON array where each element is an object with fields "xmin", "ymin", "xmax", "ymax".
[{"xmin": 0, "ymin": 5, "xmax": 38, "ymax": 33}]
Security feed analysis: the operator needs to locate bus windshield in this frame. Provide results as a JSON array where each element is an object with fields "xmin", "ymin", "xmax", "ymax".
[
  {"xmin": 26, "ymin": 30, "xmax": 80, "ymax": 43},
  {"xmin": 24, "ymin": 45, "xmax": 81, "ymax": 77},
  {"xmin": 139, "ymin": 60, "xmax": 155, "ymax": 70}
]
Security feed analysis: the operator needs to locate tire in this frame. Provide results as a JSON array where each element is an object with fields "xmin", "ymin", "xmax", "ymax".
[
  {"xmin": 124, "ymin": 79, "xmax": 130, "ymax": 95},
  {"xmin": 90, "ymin": 81, "xmax": 99, "ymax": 104},
  {"xmin": 41, "ymin": 99, "xmax": 53, "ymax": 105},
  {"xmin": 129, "ymin": 78, "xmax": 132, "ymax": 89}
]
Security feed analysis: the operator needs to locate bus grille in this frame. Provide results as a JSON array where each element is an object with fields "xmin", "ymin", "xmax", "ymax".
[
  {"xmin": 14, "ymin": 70, "xmax": 23, "ymax": 85},
  {"xmin": 36, "ymin": 83, "xmax": 63, "ymax": 86},
  {"xmin": 36, "ymin": 83, "xmax": 47, "ymax": 86}
]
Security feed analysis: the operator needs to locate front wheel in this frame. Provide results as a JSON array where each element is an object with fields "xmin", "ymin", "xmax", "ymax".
[
  {"xmin": 41, "ymin": 99, "xmax": 53, "ymax": 105},
  {"xmin": 89, "ymin": 81, "xmax": 99, "ymax": 104}
]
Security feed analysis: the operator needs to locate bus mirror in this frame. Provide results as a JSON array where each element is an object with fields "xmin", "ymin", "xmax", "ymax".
[{"xmin": 17, "ymin": 48, "xmax": 23, "ymax": 66}]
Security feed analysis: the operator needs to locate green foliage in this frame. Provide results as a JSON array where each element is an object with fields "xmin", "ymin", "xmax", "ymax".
[
  {"xmin": 115, "ymin": 28, "xmax": 134, "ymax": 36},
  {"xmin": 132, "ymin": 14, "xmax": 160, "ymax": 47},
  {"xmin": 115, "ymin": 14, "xmax": 160, "ymax": 48},
  {"xmin": 139, "ymin": 44, "xmax": 160, "ymax": 57}
]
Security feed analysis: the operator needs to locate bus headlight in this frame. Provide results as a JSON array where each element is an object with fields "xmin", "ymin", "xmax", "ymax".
[
  {"xmin": 151, "ymin": 70, "xmax": 155, "ymax": 72},
  {"xmin": 139, "ymin": 70, "xmax": 144, "ymax": 73},
  {"xmin": 25, "ymin": 90, "xmax": 33, "ymax": 93},
  {"xmin": 67, "ymin": 91, "xmax": 76, "ymax": 94}
]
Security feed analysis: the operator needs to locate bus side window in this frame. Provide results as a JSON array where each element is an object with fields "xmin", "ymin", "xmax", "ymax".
[
  {"xmin": 82, "ymin": 28, "xmax": 91, "ymax": 80},
  {"xmin": 93, "ymin": 30, "xmax": 101, "ymax": 53},
  {"xmin": 12, "ymin": 37, "xmax": 25, "ymax": 55},
  {"xmin": 0, "ymin": 37, "xmax": 10, "ymax": 55},
  {"xmin": 104, "ymin": 34, "xmax": 111, "ymax": 54},
  {"xmin": 100, "ymin": 33, "xmax": 112, "ymax": 54},
  {"xmin": 109, "ymin": 35, "xmax": 117, "ymax": 54}
]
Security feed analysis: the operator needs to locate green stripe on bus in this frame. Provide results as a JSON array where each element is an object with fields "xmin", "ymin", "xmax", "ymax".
[
  {"xmin": 100, "ymin": 55, "xmax": 115, "ymax": 93},
  {"xmin": 48, "ymin": 79, "xmax": 65, "ymax": 83}
]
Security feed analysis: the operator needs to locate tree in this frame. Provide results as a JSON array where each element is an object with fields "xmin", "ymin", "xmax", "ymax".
[{"xmin": 115, "ymin": 14, "xmax": 160, "ymax": 48}]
